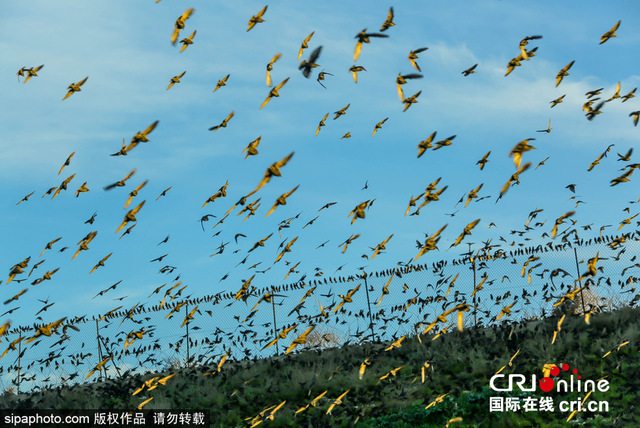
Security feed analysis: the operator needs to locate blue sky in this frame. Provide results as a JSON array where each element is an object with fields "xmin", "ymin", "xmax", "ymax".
[{"xmin": 1, "ymin": 0, "xmax": 639, "ymax": 331}]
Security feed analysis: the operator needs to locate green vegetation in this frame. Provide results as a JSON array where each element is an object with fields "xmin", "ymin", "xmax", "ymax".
[{"xmin": 2, "ymin": 306, "xmax": 639, "ymax": 427}]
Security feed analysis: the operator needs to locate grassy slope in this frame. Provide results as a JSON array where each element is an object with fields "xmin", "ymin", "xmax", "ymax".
[{"xmin": 1, "ymin": 306, "xmax": 639, "ymax": 427}]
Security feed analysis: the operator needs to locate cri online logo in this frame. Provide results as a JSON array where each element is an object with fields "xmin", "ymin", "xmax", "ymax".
[{"xmin": 490, "ymin": 363, "xmax": 610, "ymax": 393}]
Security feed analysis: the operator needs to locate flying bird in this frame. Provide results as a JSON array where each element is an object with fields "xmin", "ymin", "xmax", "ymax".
[
  {"xmin": 23, "ymin": 64, "xmax": 44, "ymax": 83},
  {"xmin": 298, "ymin": 32, "xmax": 315, "ymax": 61},
  {"xmin": 166, "ymin": 71, "xmax": 186, "ymax": 90},
  {"xmin": 600, "ymin": 20, "xmax": 621, "ymax": 44},
  {"xmin": 260, "ymin": 77, "xmax": 289, "ymax": 109},
  {"xmin": 209, "ymin": 111, "xmax": 235, "ymax": 131},
  {"xmin": 213, "ymin": 74, "xmax": 230, "ymax": 92},
  {"xmin": 300, "ymin": 46, "xmax": 322, "ymax": 79},
  {"xmin": 179, "ymin": 30, "xmax": 196, "ymax": 52},
  {"xmin": 354, "ymin": 28, "xmax": 389, "ymax": 61},
  {"xmin": 247, "ymin": 6, "xmax": 268, "ymax": 31},
  {"xmin": 380, "ymin": 7, "xmax": 395, "ymax": 31},
  {"xmin": 408, "ymin": 47, "xmax": 428, "ymax": 71},
  {"xmin": 462, "ymin": 64, "xmax": 477, "ymax": 76},
  {"xmin": 556, "ymin": 61, "xmax": 575, "ymax": 87},
  {"xmin": 171, "ymin": 8, "xmax": 195, "ymax": 45},
  {"xmin": 62, "ymin": 76, "xmax": 88, "ymax": 100},
  {"xmin": 265, "ymin": 54, "xmax": 282, "ymax": 87}
]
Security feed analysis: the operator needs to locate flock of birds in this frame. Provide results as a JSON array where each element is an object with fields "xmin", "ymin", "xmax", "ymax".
[{"xmin": 2, "ymin": 4, "xmax": 639, "ymax": 424}]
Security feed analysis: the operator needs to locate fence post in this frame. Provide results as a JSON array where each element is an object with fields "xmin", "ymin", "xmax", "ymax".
[
  {"xmin": 470, "ymin": 244, "xmax": 477, "ymax": 328},
  {"xmin": 17, "ymin": 337, "xmax": 21, "ymax": 394},
  {"xmin": 185, "ymin": 302, "xmax": 190, "ymax": 368},
  {"xmin": 271, "ymin": 287, "xmax": 279, "ymax": 356},
  {"xmin": 96, "ymin": 319, "xmax": 103, "ymax": 382},
  {"xmin": 362, "ymin": 274, "xmax": 376, "ymax": 341},
  {"xmin": 574, "ymin": 248, "xmax": 587, "ymax": 314}
]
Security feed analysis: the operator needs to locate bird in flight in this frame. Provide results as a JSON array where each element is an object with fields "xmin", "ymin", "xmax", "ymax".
[
  {"xmin": 536, "ymin": 119, "xmax": 552, "ymax": 133},
  {"xmin": 62, "ymin": 76, "xmax": 88, "ymax": 100},
  {"xmin": 600, "ymin": 20, "xmax": 621, "ymax": 44},
  {"xmin": 461, "ymin": 64, "xmax": 477, "ymax": 76},
  {"xmin": 380, "ymin": 7, "xmax": 395, "ymax": 31},
  {"xmin": 213, "ymin": 74, "xmax": 230, "ymax": 92},
  {"xmin": 265, "ymin": 54, "xmax": 282, "ymax": 87},
  {"xmin": 209, "ymin": 111, "xmax": 235, "ymax": 132},
  {"xmin": 556, "ymin": 60, "xmax": 575, "ymax": 87},
  {"xmin": 408, "ymin": 47, "xmax": 428, "ymax": 71},
  {"xmin": 179, "ymin": 30, "xmax": 196, "ymax": 52},
  {"xmin": 167, "ymin": 71, "xmax": 186, "ymax": 90},
  {"xmin": 247, "ymin": 6, "xmax": 268, "ymax": 31},
  {"xmin": 300, "ymin": 46, "xmax": 322, "ymax": 79},
  {"xmin": 298, "ymin": 32, "xmax": 315, "ymax": 61},
  {"xmin": 316, "ymin": 70, "xmax": 333, "ymax": 89},
  {"xmin": 354, "ymin": 28, "xmax": 389, "ymax": 61},
  {"xmin": 260, "ymin": 77, "xmax": 289, "ymax": 109},
  {"xmin": 171, "ymin": 8, "xmax": 195, "ymax": 45},
  {"xmin": 23, "ymin": 64, "xmax": 44, "ymax": 83}
]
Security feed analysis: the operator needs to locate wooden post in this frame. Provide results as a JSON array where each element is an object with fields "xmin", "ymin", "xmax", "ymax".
[
  {"xmin": 362, "ymin": 274, "xmax": 376, "ymax": 341},
  {"xmin": 17, "ymin": 337, "xmax": 21, "ymax": 395},
  {"xmin": 96, "ymin": 319, "xmax": 103, "ymax": 382},
  {"xmin": 271, "ymin": 288, "xmax": 279, "ymax": 356},
  {"xmin": 470, "ymin": 243, "xmax": 477, "ymax": 327},
  {"xmin": 185, "ymin": 303, "xmax": 190, "ymax": 368}
]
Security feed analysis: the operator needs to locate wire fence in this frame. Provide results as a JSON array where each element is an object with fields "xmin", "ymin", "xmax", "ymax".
[{"xmin": 1, "ymin": 230, "xmax": 639, "ymax": 394}]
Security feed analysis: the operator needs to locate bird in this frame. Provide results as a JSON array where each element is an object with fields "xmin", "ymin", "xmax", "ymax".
[
  {"xmin": 300, "ymin": 46, "xmax": 322, "ymax": 79},
  {"xmin": 209, "ymin": 111, "xmax": 235, "ymax": 131},
  {"xmin": 371, "ymin": 235, "xmax": 393, "ymax": 259},
  {"xmin": 51, "ymin": 174, "xmax": 76, "ymax": 199},
  {"xmin": 75, "ymin": 182, "xmax": 89, "ymax": 197},
  {"xmin": 556, "ymin": 61, "xmax": 575, "ymax": 87},
  {"xmin": 461, "ymin": 64, "xmax": 477, "ymax": 76},
  {"xmin": 90, "ymin": 253, "xmax": 113, "ymax": 274},
  {"xmin": 58, "ymin": 152, "xmax": 75, "ymax": 175},
  {"xmin": 213, "ymin": 74, "xmax": 230, "ymax": 92},
  {"xmin": 450, "ymin": 219, "xmax": 481, "ymax": 248},
  {"xmin": 550, "ymin": 95, "xmax": 565, "ymax": 108},
  {"xmin": 202, "ymin": 180, "xmax": 229, "ymax": 207},
  {"xmin": 171, "ymin": 8, "xmax": 195, "ymax": 45},
  {"xmin": 104, "ymin": 169, "xmax": 136, "ymax": 191},
  {"xmin": 265, "ymin": 54, "xmax": 282, "ymax": 87},
  {"xmin": 166, "ymin": 71, "xmax": 186, "ymax": 90},
  {"xmin": 536, "ymin": 119, "xmax": 552, "ymax": 133},
  {"xmin": 630, "ymin": 111, "xmax": 639, "ymax": 126},
  {"xmin": 402, "ymin": 90, "xmax": 422, "ymax": 111},
  {"xmin": 316, "ymin": 71, "xmax": 333, "ymax": 89},
  {"xmin": 316, "ymin": 112, "xmax": 329, "ymax": 136},
  {"xmin": 348, "ymin": 200, "xmax": 374, "ymax": 224},
  {"xmin": 333, "ymin": 104, "xmax": 350, "ymax": 120},
  {"xmin": 380, "ymin": 7, "xmax": 395, "ymax": 31},
  {"xmin": 600, "ymin": 20, "xmax": 621, "ymax": 44},
  {"xmin": 408, "ymin": 47, "xmax": 428, "ymax": 71},
  {"xmin": 23, "ymin": 64, "xmax": 44, "ymax": 83},
  {"xmin": 266, "ymin": 185, "xmax": 300, "ymax": 217},
  {"xmin": 396, "ymin": 73, "xmax": 423, "ymax": 101},
  {"xmin": 125, "ymin": 120, "xmax": 159, "ymax": 153},
  {"xmin": 260, "ymin": 77, "xmax": 289, "ymax": 109},
  {"xmin": 179, "ymin": 30, "xmax": 196, "ymax": 52},
  {"xmin": 247, "ymin": 6, "xmax": 268, "ymax": 31},
  {"xmin": 298, "ymin": 32, "xmax": 315, "ymax": 61},
  {"xmin": 519, "ymin": 35, "xmax": 543, "ymax": 60},
  {"xmin": 617, "ymin": 148, "xmax": 633, "ymax": 162},
  {"xmin": 372, "ymin": 118, "xmax": 388, "ymax": 136},
  {"xmin": 349, "ymin": 65, "xmax": 366, "ymax": 83},
  {"xmin": 62, "ymin": 76, "xmax": 88, "ymax": 100},
  {"xmin": 509, "ymin": 139, "xmax": 536, "ymax": 169},
  {"xmin": 476, "ymin": 151, "xmax": 491, "ymax": 170},
  {"xmin": 354, "ymin": 29, "xmax": 389, "ymax": 61},
  {"xmin": 124, "ymin": 180, "xmax": 149, "ymax": 208},
  {"xmin": 621, "ymin": 88, "xmax": 636, "ymax": 102},
  {"xmin": 243, "ymin": 137, "xmax": 261, "ymax": 159},
  {"xmin": 251, "ymin": 152, "xmax": 294, "ymax": 194},
  {"xmin": 607, "ymin": 81, "xmax": 621, "ymax": 101},
  {"xmin": 116, "ymin": 201, "xmax": 146, "ymax": 233},
  {"xmin": 16, "ymin": 191, "xmax": 35, "ymax": 205}
]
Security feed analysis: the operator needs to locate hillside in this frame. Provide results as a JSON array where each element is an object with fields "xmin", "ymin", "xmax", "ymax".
[{"xmin": 2, "ymin": 305, "xmax": 639, "ymax": 427}]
